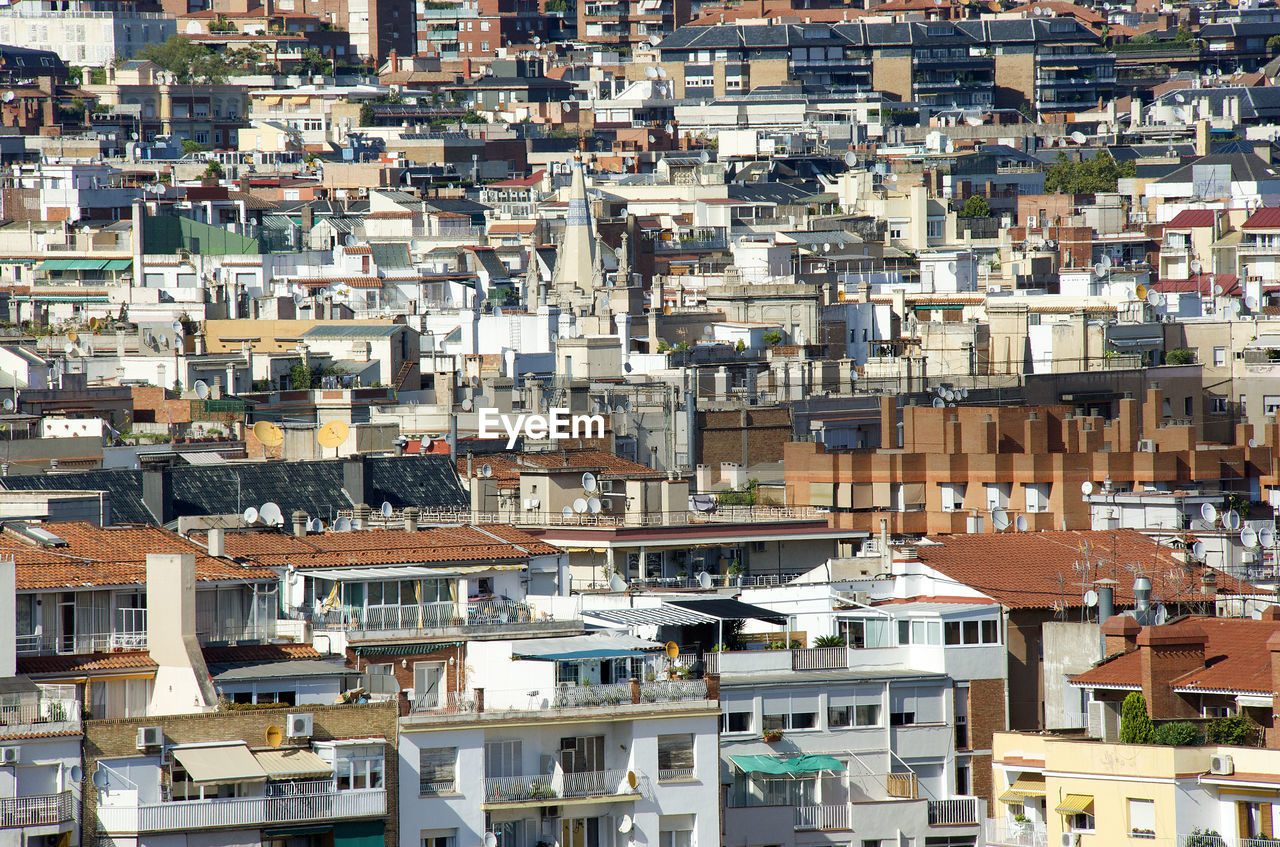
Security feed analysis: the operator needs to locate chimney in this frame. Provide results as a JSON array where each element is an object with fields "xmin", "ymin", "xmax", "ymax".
[
  {"xmin": 404, "ymin": 506, "xmax": 420, "ymax": 532},
  {"xmin": 0, "ymin": 554, "xmax": 14, "ymax": 678},
  {"xmin": 293, "ymin": 510, "xmax": 308, "ymax": 538},
  {"xmin": 343, "ymin": 456, "xmax": 369, "ymax": 508},
  {"xmin": 143, "ymin": 468, "xmax": 173, "ymax": 524},
  {"xmin": 1101, "ymin": 613, "xmax": 1139, "ymax": 656},
  {"xmin": 208, "ymin": 527, "xmax": 225, "ymax": 558},
  {"xmin": 146, "ymin": 554, "xmax": 217, "ymax": 714},
  {"xmin": 1138, "ymin": 623, "xmax": 1207, "ymax": 720}
]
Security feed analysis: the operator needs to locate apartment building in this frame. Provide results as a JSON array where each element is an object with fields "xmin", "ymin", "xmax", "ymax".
[
  {"xmin": 0, "ymin": 0, "xmax": 175, "ymax": 67},
  {"xmin": 578, "ymin": 0, "xmax": 690, "ymax": 53},
  {"xmin": 398, "ymin": 636, "xmax": 720, "ymax": 847},
  {"xmin": 0, "ymin": 677, "xmax": 83, "ymax": 847},
  {"xmin": 654, "ymin": 17, "xmax": 1111, "ymax": 114}
]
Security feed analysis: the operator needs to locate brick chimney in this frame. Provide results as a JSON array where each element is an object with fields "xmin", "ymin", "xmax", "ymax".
[
  {"xmin": 1138, "ymin": 624, "xmax": 1207, "ymax": 720},
  {"xmin": 1102, "ymin": 614, "xmax": 1140, "ymax": 657}
]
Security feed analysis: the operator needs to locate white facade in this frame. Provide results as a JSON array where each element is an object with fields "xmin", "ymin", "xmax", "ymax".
[{"xmin": 0, "ymin": 3, "xmax": 174, "ymax": 66}]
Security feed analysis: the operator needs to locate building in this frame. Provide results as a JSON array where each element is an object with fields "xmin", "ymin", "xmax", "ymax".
[{"xmin": 0, "ymin": 0, "xmax": 174, "ymax": 67}]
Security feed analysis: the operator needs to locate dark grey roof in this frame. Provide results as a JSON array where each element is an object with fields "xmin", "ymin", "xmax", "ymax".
[
  {"xmin": 1152, "ymin": 86, "xmax": 1280, "ymax": 123},
  {"xmin": 1157, "ymin": 153, "xmax": 1280, "ymax": 185},
  {"xmin": 666, "ymin": 598, "xmax": 787, "ymax": 624},
  {"xmin": 0, "ymin": 456, "xmax": 467, "ymax": 526},
  {"xmin": 212, "ymin": 660, "xmax": 351, "ymax": 682}
]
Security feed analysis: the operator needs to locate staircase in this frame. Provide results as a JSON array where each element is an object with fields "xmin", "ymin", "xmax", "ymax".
[{"xmin": 392, "ymin": 360, "xmax": 415, "ymax": 391}]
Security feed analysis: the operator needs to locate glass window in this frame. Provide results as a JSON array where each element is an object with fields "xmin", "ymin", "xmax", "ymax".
[
  {"xmin": 422, "ymin": 830, "xmax": 457, "ymax": 847},
  {"xmin": 559, "ymin": 735, "xmax": 604, "ymax": 773},
  {"xmin": 419, "ymin": 747, "xmax": 456, "ymax": 794},
  {"xmin": 945, "ymin": 621, "xmax": 961, "ymax": 645},
  {"xmin": 982, "ymin": 619, "xmax": 998, "ymax": 644},
  {"xmin": 659, "ymin": 831, "xmax": 692, "ymax": 847},
  {"xmin": 723, "ymin": 711, "xmax": 751, "ymax": 733},
  {"xmin": 658, "ymin": 734, "xmax": 694, "ymax": 777},
  {"xmin": 791, "ymin": 710, "xmax": 817, "ymax": 729},
  {"xmin": 963, "ymin": 621, "xmax": 980, "ymax": 644},
  {"xmin": 1127, "ymin": 798, "xmax": 1155, "ymax": 837},
  {"xmin": 828, "ymin": 704, "xmax": 852, "ymax": 727},
  {"xmin": 485, "ymin": 739, "xmax": 521, "ymax": 778},
  {"xmin": 856, "ymin": 704, "xmax": 880, "ymax": 726}
]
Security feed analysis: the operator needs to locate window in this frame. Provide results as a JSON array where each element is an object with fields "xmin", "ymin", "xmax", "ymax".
[
  {"xmin": 419, "ymin": 747, "xmax": 456, "ymax": 794},
  {"xmin": 762, "ymin": 693, "xmax": 819, "ymax": 731},
  {"xmin": 723, "ymin": 710, "xmax": 752, "ymax": 733},
  {"xmin": 1068, "ymin": 812, "xmax": 1095, "ymax": 832},
  {"xmin": 659, "ymin": 831, "xmax": 692, "ymax": 847},
  {"xmin": 955, "ymin": 761, "xmax": 969, "ymax": 795},
  {"xmin": 484, "ymin": 739, "xmax": 521, "ymax": 778},
  {"xmin": 337, "ymin": 747, "xmax": 384, "ymax": 790},
  {"xmin": 422, "ymin": 830, "xmax": 457, "ymax": 847},
  {"xmin": 945, "ymin": 618, "xmax": 998, "ymax": 645},
  {"xmin": 559, "ymin": 735, "xmax": 605, "ymax": 772},
  {"xmin": 658, "ymin": 734, "xmax": 694, "ymax": 779},
  {"xmin": 1127, "ymin": 798, "xmax": 1155, "ymax": 838},
  {"xmin": 841, "ymin": 618, "xmax": 891, "ymax": 648},
  {"xmin": 1214, "ymin": 346, "xmax": 1226, "ymax": 366},
  {"xmin": 1212, "ymin": 397, "xmax": 1228, "ymax": 414},
  {"xmin": 1184, "ymin": 396, "xmax": 1193, "ymax": 417},
  {"xmin": 890, "ymin": 686, "xmax": 941, "ymax": 725},
  {"xmin": 897, "ymin": 619, "xmax": 941, "ymax": 646},
  {"xmin": 1239, "ymin": 801, "xmax": 1274, "ymax": 838}
]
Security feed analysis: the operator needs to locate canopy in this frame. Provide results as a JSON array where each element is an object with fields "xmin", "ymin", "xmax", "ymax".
[
  {"xmin": 173, "ymin": 744, "xmax": 267, "ymax": 784},
  {"xmin": 254, "ymin": 749, "xmax": 334, "ymax": 780},
  {"xmin": 1055, "ymin": 794, "xmax": 1094, "ymax": 815},
  {"xmin": 585, "ymin": 606, "xmax": 716, "ymax": 627},
  {"xmin": 39, "ymin": 259, "xmax": 109, "ymax": 271},
  {"xmin": 999, "ymin": 774, "xmax": 1046, "ymax": 802},
  {"xmin": 667, "ymin": 598, "xmax": 787, "ymax": 625},
  {"xmin": 729, "ymin": 755, "xmax": 844, "ymax": 776},
  {"xmin": 510, "ymin": 633, "xmax": 663, "ymax": 661},
  {"xmin": 306, "ymin": 564, "xmax": 523, "ymax": 581}
]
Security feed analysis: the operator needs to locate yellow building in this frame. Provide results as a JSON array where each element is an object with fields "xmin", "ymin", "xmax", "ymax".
[{"xmin": 990, "ymin": 731, "xmax": 1280, "ymax": 847}]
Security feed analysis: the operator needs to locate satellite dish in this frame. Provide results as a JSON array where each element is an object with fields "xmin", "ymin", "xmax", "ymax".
[
  {"xmin": 480, "ymin": 463, "xmax": 493, "ymax": 478},
  {"xmin": 70, "ymin": 765, "xmax": 83, "ymax": 783},
  {"xmin": 1015, "ymin": 515, "xmax": 1028, "ymax": 532},
  {"xmin": 260, "ymin": 502, "xmax": 283, "ymax": 526},
  {"xmin": 266, "ymin": 726, "xmax": 283, "ymax": 748},
  {"xmin": 645, "ymin": 66, "xmax": 658, "ymax": 79},
  {"xmin": 243, "ymin": 506, "xmax": 260, "ymax": 525},
  {"xmin": 618, "ymin": 816, "xmax": 634, "ymax": 835},
  {"xmin": 1070, "ymin": 131, "xmax": 1087, "ymax": 144},
  {"xmin": 1261, "ymin": 526, "xmax": 1276, "ymax": 548},
  {"xmin": 1083, "ymin": 589, "xmax": 1099, "ymax": 608},
  {"xmin": 1243, "ymin": 527, "xmax": 1259, "ymax": 548},
  {"xmin": 587, "ymin": 496, "xmax": 602, "ymax": 514},
  {"xmin": 1146, "ymin": 289, "xmax": 1161, "ymax": 307},
  {"xmin": 484, "ymin": 834, "xmax": 498, "ymax": 847},
  {"xmin": 422, "ymin": 437, "xmax": 434, "ymax": 452},
  {"xmin": 665, "ymin": 641, "xmax": 680, "ymax": 659},
  {"xmin": 92, "ymin": 767, "xmax": 109, "ymax": 790},
  {"xmin": 1, "ymin": 91, "xmax": 14, "ymax": 104},
  {"xmin": 1192, "ymin": 540, "xmax": 1207, "ymax": 559},
  {"xmin": 66, "ymin": 330, "xmax": 78, "ymax": 343},
  {"xmin": 1201, "ymin": 503, "xmax": 1218, "ymax": 524},
  {"xmin": 1081, "ymin": 481, "xmax": 1094, "ymax": 496},
  {"xmin": 461, "ymin": 398, "xmax": 474, "ymax": 412},
  {"xmin": 1190, "ymin": 259, "xmax": 1202, "ymax": 275},
  {"xmin": 582, "ymin": 472, "xmax": 598, "ymax": 493},
  {"xmin": 609, "ymin": 574, "xmax": 627, "ymax": 592},
  {"xmin": 65, "ymin": 343, "xmax": 77, "ymax": 356},
  {"xmin": 380, "ymin": 501, "xmax": 393, "ymax": 518},
  {"xmin": 1247, "ymin": 295, "xmax": 1260, "ymax": 312},
  {"xmin": 335, "ymin": 516, "xmax": 352, "ymax": 532},
  {"xmin": 563, "ymin": 506, "xmax": 575, "ymax": 518},
  {"xmin": 991, "ymin": 508, "xmax": 1010, "ymax": 531},
  {"xmin": 293, "ymin": 292, "xmax": 305, "ymax": 308},
  {"xmin": 171, "ymin": 319, "xmax": 184, "ymax": 335},
  {"xmin": 3, "ymin": 398, "xmax": 15, "ymax": 412},
  {"xmin": 1101, "ymin": 255, "xmax": 1113, "ymax": 270},
  {"xmin": 932, "ymin": 397, "xmax": 946, "ymax": 408},
  {"xmin": 627, "ymin": 771, "xmax": 638, "ymax": 789},
  {"xmin": 317, "ymin": 420, "xmax": 350, "ymax": 449},
  {"xmin": 194, "ymin": 379, "xmax": 210, "ymax": 399},
  {"xmin": 573, "ymin": 497, "xmax": 588, "ymax": 514},
  {"xmin": 253, "ymin": 420, "xmax": 284, "ymax": 447},
  {"xmin": 844, "ymin": 151, "xmax": 857, "ymax": 166},
  {"xmin": 309, "ymin": 518, "xmax": 324, "ymax": 532},
  {"xmin": 1224, "ymin": 510, "xmax": 1242, "ymax": 531},
  {"xmin": 697, "ymin": 571, "xmax": 712, "ymax": 588},
  {"xmin": 1094, "ymin": 262, "xmax": 1108, "ymax": 277}
]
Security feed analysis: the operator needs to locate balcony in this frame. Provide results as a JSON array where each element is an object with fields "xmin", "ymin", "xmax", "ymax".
[
  {"xmin": 984, "ymin": 818, "xmax": 1048, "ymax": 847},
  {"xmin": 412, "ymin": 679, "xmax": 709, "ymax": 715},
  {"xmin": 927, "ymin": 797, "xmax": 978, "ymax": 825},
  {"xmin": 794, "ymin": 804, "xmax": 849, "ymax": 831},
  {"xmin": 309, "ymin": 596, "xmax": 574, "ymax": 642},
  {"xmin": 0, "ymin": 698, "xmax": 81, "ymax": 735},
  {"xmin": 0, "ymin": 791, "xmax": 75, "ymax": 828},
  {"xmin": 97, "ymin": 784, "xmax": 386, "ymax": 834},
  {"xmin": 1177, "ymin": 835, "xmax": 1280, "ymax": 847},
  {"xmin": 483, "ymin": 769, "xmax": 641, "ymax": 807},
  {"xmin": 411, "ymin": 505, "xmax": 830, "ymax": 529}
]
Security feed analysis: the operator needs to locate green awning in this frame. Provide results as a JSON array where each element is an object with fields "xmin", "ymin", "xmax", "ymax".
[
  {"xmin": 264, "ymin": 825, "xmax": 334, "ymax": 838},
  {"xmin": 355, "ymin": 642, "xmax": 463, "ymax": 656},
  {"xmin": 334, "ymin": 819, "xmax": 385, "ymax": 847},
  {"xmin": 102, "ymin": 259, "xmax": 133, "ymax": 271},
  {"xmin": 914, "ymin": 304, "xmax": 964, "ymax": 311},
  {"xmin": 38, "ymin": 259, "xmax": 77, "ymax": 270},
  {"xmin": 39, "ymin": 259, "xmax": 108, "ymax": 271},
  {"xmin": 730, "ymin": 755, "xmax": 845, "ymax": 775}
]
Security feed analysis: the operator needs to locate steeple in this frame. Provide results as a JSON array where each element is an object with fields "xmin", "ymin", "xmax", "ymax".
[{"xmin": 552, "ymin": 154, "xmax": 603, "ymax": 311}]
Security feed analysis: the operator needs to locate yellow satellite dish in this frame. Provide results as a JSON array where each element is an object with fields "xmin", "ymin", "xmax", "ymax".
[
  {"xmin": 253, "ymin": 420, "xmax": 284, "ymax": 447},
  {"xmin": 265, "ymin": 725, "xmax": 283, "ymax": 748},
  {"xmin": 66, "ymin": 330, "xmax": 78, "ymax": 343},
  {"xmin": 88, "ymin": 317, "xmax": 101, "ymax": 331},
  {"xmin": 1135, "ymin": 284, "xmax": 1148, "ymax": 301},
  {"xmin": 626, "ymin": 771, "xmax": 638, "ymax": 789},
  {"xmin": 665, "ymin": 640, "xmax": 680, "ymax": 660},
  {"xmin": 317, "ymin": 420, "xmax": 350, "ymax": 449}
]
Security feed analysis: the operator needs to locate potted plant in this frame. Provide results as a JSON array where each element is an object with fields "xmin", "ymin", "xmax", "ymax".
[
  {"xmin": 728, "ymin": 560, "xmax": 743, "ymax": 586},
  {"xmin": 762, "ymin": 729, "xmax": 783, "ymax": 743}
]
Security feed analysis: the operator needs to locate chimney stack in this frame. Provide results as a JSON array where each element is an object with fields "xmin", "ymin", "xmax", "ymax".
[
  {"xmin": 404, "ymin": 506, "xmax": 420, "ymax": 532},
  {"xmin": 146, "ymin": 554, "xmax": 217, "ymax": 714},
  {"xmin": 208, "ymin": 527, "xmax": 225, "ymax": 558},
  {"xmin": 293, "ymin": 510, "xmax": 308, "ymax": 538}
]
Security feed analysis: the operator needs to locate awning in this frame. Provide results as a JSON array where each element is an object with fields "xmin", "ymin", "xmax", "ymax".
[
  {"xmin": 261, "ymin": 95, "xmax": 283, "ymax": 106},
  {"xmin": 729, "ymin": 755, "xmax": 844, "ymax": 775},
  {"xmin": 584, "ymin": 606, "xmax": 717, "ymax": 627},
  {"xmin": 103, "ymin": 259, "xmax": 133, "ymax": 271},
  {"xmin": 666, "ymin": 598, "xmax": 787, "ymax": 625},
  {"xmin": 1055, "ymin": 794, "xmax": 1094, "ymax": 815},
  {"xmin": 304, "ymin": 564, "xmax": 524, "ymax": 581},
  {"xmin": 254, "ymin": 749, "xmax": 334, "ymax": 780},
  {"xmin": 173, "ymin": 744, "xmax": 268, "ymax": 784},
  {"xmin": 1237, "ymin": 694, "xmax": 1273, "ymax": 708},
  {"xmin": 999, "ymin": 774, "xmax": 1046, "ymax": 802},
  {"xmin": 913, "ymin": 304, "xmax": 964, "ymax": 311},
  {"xmin": 264, "ymin": 826, "xmax": 334, "ymax": 838},
  {"xmin": 334, "ymin": 820, "xmax": 384, "ymax": 847},
  {"xmin": 510, "ymin": 633, "xmax": 663, "ymax": 661},
  {"xmin": 355, "ymin": 642, "xmax": 462, "ymax": 656}
]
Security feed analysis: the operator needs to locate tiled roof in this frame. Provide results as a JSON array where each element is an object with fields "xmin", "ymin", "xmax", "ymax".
[
  {"xmin": 210, "ymin": 524, "xmax": 562, "ymax": 570},
  {"xmin": 1166, "ymin": 209, "xmax": 1217, "ymax": 228},
  {"xmin": 201, "ymin": 643, "xmax": 322, "ymax": 665},
  {"xmin": 1073, "ymin": 616, "xmax": 1280, "ymax": 694},
  {"xmin": 0, "ymin": 522, "xmax": 275, "ymax": 591},
  {"xmin": 455, "ymin": 450, "xmax": 663, "ymax": 483},
  {"xmin": 1243, "ymin": 208, "xmax": 1280, "ymax": 229},
  {"xmin": 910, "ymin": 530, "xmax": 1260, "ymax": 610},
  {"xmin": 1152, "ymin": 273, "xmax": 1241, "ymax": 296},
  {"xmin": 18, "ymin": 650, "xmax": 157, "ymax": 675}
]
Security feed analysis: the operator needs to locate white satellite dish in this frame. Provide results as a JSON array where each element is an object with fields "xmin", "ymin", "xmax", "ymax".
[
  {"xmin": 1192, "ymin": 540, "xmax": 1207, "ymax": 559},
  {"xmin": 609, "ymin": 574, "xmax": 627, "ymax": 592},
  {"xmin": 932, "ymin": 397, "xmax": 946, "ymax": 408},
  {"xmin": 1224, "ymin": 510, "xmax": 1242, "ymax": 531},
  {"xmin": 645, "ymin": 66, "xmax": 658, "ymax": 79},
  {"xmin": 380, "ymin": 501, "xmax": 393, "ymax": 518},
  {"xmin": 1, "ymin": 398, "xmax": 12, "ymax": 412},
  {"xmin": 1243, "ymin": 527, "xmax": 1260, "ymax": 548},
  {"xmin": 582, "ymin": 472, "xmax": 598, "ymax": 493},
  {"xmin": 293, "ymin": 292, "xmax": 304, "ymax": 308},
  {"xmin": 1146, "ymin": 289, "xmax": 1161, "ymax": 307},
  {"xmin": 70, "ymin": 765, "xmax": 83, "ymax": 783},
  {"xmin": 309, "ymin": 518, "xmax": 324, "ymax": 532},
  {"xmin": 484, "ymin": 834, "xmax": 498, "ymax": 847},
  {"xmin": 562, "ymin": 506, "xmax": 574, "ymax": 517},
  {"xmin": 573, "ymin": 498, "xmax": 588, "ymax": 514},
  {"xmin": 243, "ymin": 506, "xmax": 260, "ymax": 525},
  {"xmin": 1083, "ymin": 589, "xmax": 1099, "ymax": 608},
  {"xmin": 480, "ymin": 463, "xmax": 493, "ymax": 478},
  {"xmin": 1190, "ymin": 259, "xmax": 1202, "ymax": 275},
  {"xmin": 1070, "ymin": 131, "xmax": 1087, "ymax": 144},
  {"xmin": 171, "ymin": 319, "xmax": 184, "ymax": 335},
  {"xmin": 1081, "ymin": 481, "xmax": 1094, "ymax": 496},
  {"xmin": 587, "ymin": 496, "xmax": 602, "ymax": 514},
  {"xmin": 260, "ymin": 502, "xmax": 283, "ymax": 526},
  {"xmin": 696, "ymin": 571, "xmax": 712, "ymax": 589},
  {"xmin": 334, "ymin": 517, "xmax": 352, "ymax": 532},
  {"xmin": 462, "ymin": 398, "xmax": 474, "ymax": 412},
  {"xmin": 1201, "ymin": 502, "xmax": 1218, "ymax": 524},
  {"xmin": 1247, "ymin": 295, "xmax": 1260, "ymax": 312},
  {"xmin": 844, "ymin": 150, "xmax": 857, "ymax": 166},
  {"xmin": 991, "ymin": 508, "xmax": 1010, "ymax": 531},
  {"xmin": 1015, "ymin": 515, "xmax": 1028, "ymax": 532},
  {"xmin": 194, "ymin": 380, "xmax": 210, "ymax": 399},
  {"xmin": 1261, "ymin": 526, "xmax": 1276, "ymax": 548},
  {"xmin": 618, "ymin": 816, "xmax": 634, "ymax": 835},
  {"xmin": 1093, "ymin": 262, "xmax": 1107, "ymax": 277}
]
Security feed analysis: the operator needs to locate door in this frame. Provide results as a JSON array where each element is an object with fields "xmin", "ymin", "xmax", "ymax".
[{"xmin": 414, "ymin": 662, "xmax": 446, "ymax": 710}]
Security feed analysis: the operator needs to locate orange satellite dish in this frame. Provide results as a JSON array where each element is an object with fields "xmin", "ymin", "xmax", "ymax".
[
  {"xmin": 317, "ymin": 420, "xmax": 350, "ymax": 449},
  {"xmin": 252, "ymin": 420, "xmax": 284, "ymax": 447}
]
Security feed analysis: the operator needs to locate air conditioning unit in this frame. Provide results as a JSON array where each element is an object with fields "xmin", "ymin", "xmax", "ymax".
[
  {"xmin": 541, "ymin": 805, "xmax": 560, "ymax": 819},
  {"xmin": 1060, "ymin": 833, "xmax": 1077, "ymax": 847},
  {"xmin": 287, "ymin": 713, "xmax": 314, "ymax": 738},
  {"xmin": 136, "ymin": 726, "xmax": 163, "ymax": 749},
  {"xmin": 1210, "ymin": 753, "xmax": 1234, "ymax": 775},
  {"xmin": 0, "ymin": 746, "xmax": 19, "ymax": 765},
  {"xmin": 1137, "ymin": 439, "xmax": 1155, "ymax": 453}
]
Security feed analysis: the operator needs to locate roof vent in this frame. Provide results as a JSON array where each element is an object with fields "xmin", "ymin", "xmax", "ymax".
[{"xmin": 2, "ymin": 522, "xmax": 68, "ymax": 548}]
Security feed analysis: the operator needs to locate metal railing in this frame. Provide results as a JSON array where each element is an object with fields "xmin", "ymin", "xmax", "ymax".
[
  {"xmin": 791, "ymin": 646, "xmax": 848, "ymax": 671},
  {"xmin": 413, "ymin": 690, "xmax": 476, "ymax": 714},
  {"xmin": 15, "ymin": 631, "xmax": 145, "ymax": 656},
  {"xmin": 413, "ymin": 678, "xmax": 711, "ymax": 716},
  {"xmin": 927, "ymin": 797, "xmax": 978, "ymax": 825},
  {"xmin": 794, "ymin": 804, "xmax": 850, "ymax": 831},
  {"xmin": 984, "ymin": 818, "xmax": 1048, "ymax": 847},
  {"xmin": 658, "ymin": 767, "xmax": 694, "ymax": 782},
  {"xmin": 0, "ymin": 698, "xmax": 80, "ymax": 730},
  {"xmin": 555, "ymin": 682, "xmax": 632, "ymax": 708},
  {"xmin": 412, "ymin": 506, "xmax": 828, "ymax": 528},
  {"xmin": 0, "ymin": 791, "xmax": 75, "ymax": 828},
  {"xmin": 98, "ymin": 787, "xmax": 385, "ymax": 833},
  {"xmin": 640, "ymin": 679, "xmax": 707, "ymax": 703},
  {"xmin": 309, "ymin": 597, "xmax": 541, "ymax": 633},
  {"xmin": 483, "ymin": 769, "xmax": 638, "ymax": 804}
]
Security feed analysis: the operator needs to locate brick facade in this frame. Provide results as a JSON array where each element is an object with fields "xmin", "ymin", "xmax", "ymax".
[
  {"xmin": 967, "ymin": 676, "xmax": 1006, "ymax": 806},
  {"xmin": 697, "ymin": 407, "xmax": 793, "ymax": 468},
  {"xmin": 1138, "ymin": 626, "xmax": 1207, "ymax": 720},
  {"xmin": 81, "ymin": 701, "xmax": 399, "ymax": 847},
  {"xmin": 346, "ymin": 643, "xmax": 464, "ymax": 716}
]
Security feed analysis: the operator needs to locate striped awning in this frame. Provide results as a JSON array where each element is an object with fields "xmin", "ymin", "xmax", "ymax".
[
  {"xmin": 1055, "ymin": 794, "xmax": 1094, "ymax": 815},
  {"xmin": 583, "ymin": 606, "xmax": 717, "ymax": 626},
  {"xmin": 1000, "ymin": 774, "xmax": 1046, "ymax": 802},
  {"xmin": 355, "ymin": 642, "xmax": 462, "ymax": 656},
  {"xmin": 254, "ymin": 749, "xmax": 333, "ymax": 780}
]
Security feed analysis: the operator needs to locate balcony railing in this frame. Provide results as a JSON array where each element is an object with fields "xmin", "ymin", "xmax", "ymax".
[
  {"xmin": 97, "ymin": 787, "xmax": 385, "ymax": 834},
  {"xmin": 927, "ymin": 797, "xmax": 978, "ymax": 825},
  {"xmin": 15, "ymin": 631, "xmax": 145, "ymax": 656},
  {"xmin": 0, "ymin": 791, "xmax": 75, "ymax": 828},
  {"xmin": 794, "ymin": 804, "xmax": 849, "ymax": 831},
  {"xmin": 1176, "ymin": 834, "xmax": 1280, "ymax": 847},
  {"xmin": 640, "ymin": 679, "xmax": 707, "ymax": 703},
  {"xmin": 0, "ymin": 698, "xmax": 81, "ymax": 732},
  {"xmin": 484, "ymin": 769, "xmax": 639, "ymax": 805},
  {"xmin": 984, "ymin": 818, "xmax": 1048, "ymax": 847},
  {"xmin": 658, "ymin": 768, "xmax": 693, "ymax": 782},
  {"xmin": 410, "ymin": 506, "xmax": 829, "ymax": 528},
  {"xmin": 791, "ymin": 646, "xmax": 848, "ymax": 671},
  {"xmin": 309, "ymin": 596, "xmax": 545, "ymax": 635},
  {"xmin": 413, "ymin": 679, "xmax": 710, "ymax": 716}
]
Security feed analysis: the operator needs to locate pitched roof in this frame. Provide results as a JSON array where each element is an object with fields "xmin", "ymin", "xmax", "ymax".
[
  {"xmin": 910, "ymin": 530, "xmax": 1260, "ymax": 610},
  {"xmin": 17, "ymin": 650, "xmax": 157, "ymax": 676},
  {"xmin": 1166, "ymin": 209, "xmax": 1217, "ymax": 228},
  {"xmin": 1152, "ymin": 273, "xmax": 1241, "ymax": 296},
  {"xmin": 209, "ymin": 524, "xmax": 562, "ymax": 570},
  {"xmin": 1243, "ymin": 207, "xmax": 1280, "ymax": 229},
  {"xmin": 1072, "ymin": 616, "xmax": 1280, "ymax": 695},
  {"xmin": 0, "ymin": 522, "xmax": 275, "ymax": 591}
]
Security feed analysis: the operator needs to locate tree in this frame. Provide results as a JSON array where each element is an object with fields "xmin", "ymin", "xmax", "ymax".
[
  {"xmin": 762, "ymin": 330, "xmax": 783, "ymax": 346},
  {"xmin": 960, "ymin": 195, "xmax": 991, "ymax": 218},
  {"xmin": 203, "ymin": 160, "xmax": 224, "ymax": 179},
  {"xmin": 358, "ymin": 102, "xmax": 375, "ymax": 126},
  {"xmin": 137, "ymin": 36, "xmax": 231, "ymax": 84},
  {"xmin": 1044, "ymin": 151, "xmax": 1137, "ymax": 194},
  {"xmin": 1206, "ymin": 714, "xmax": 1259, "ymax": 746},
  {"xmin": 1269, "ymin": 34, "xmax": 1280, "ymax": 52},
  {"xmin": 813, "ymin": 635, "xmax": 846, "ymax": 648},
  {"xmin": 1166, "ymin": 348, "xmax": 1195, "ymax": 365},
  {"xmin": 1119, "ymin": 692, "xmax": 1154, "ymax": 744},
  {"xmin": 289, "ymin": 361, "xmax": 313, "ymax": 390},
  {"xmin": 298, "ymin": 47, "xmax": 332, "ymax": 77},
  {"xmin": 1152, "ymin": 721, "xmax": 1199, "ymax": 746},
  {"xmin": 181, "ymin": 139, "xmax": 209, "ymax": 155}
]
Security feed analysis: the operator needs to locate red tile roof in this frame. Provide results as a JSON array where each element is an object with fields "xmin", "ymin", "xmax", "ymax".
[
  {"xmin": 18, "ymin": 650, "xmax": 156, "ymax": 676},
  {"xmin": 0, "ymin": 522, "xmax": 276, "ymax": 591},
  {"xmin": 1152, "ymin": 273, "xmax": 1240, "ymax": 296},
  {"xmin": 1073, "ymin": 616, "xmax": 1280, "ymax": 694},
  {"xmin": 210, "ymin": 524, "xmax": 561, "ymax": 570},
  {"xmin": 910, "ymin": 530, "xmax": 1259, "ymax": 610},
  {"xmin": 1243, "ymin": 208, "xmax": 1280, "ymax": 230},
  {"xmin": 1166, "ymin": 209, "xmax": 1217, "ymax": 229},
  {"xmin": 201, "ymin": 643, "xmax": 322, "ymax": 664},
  {"xmin": 489, "ymin": 170, "xmax": 545, "ymax": 188}
]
